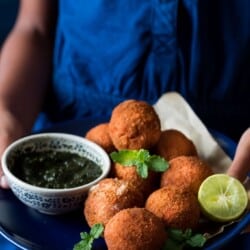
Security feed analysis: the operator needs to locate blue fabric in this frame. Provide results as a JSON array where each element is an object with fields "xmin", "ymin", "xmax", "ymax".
[
  {"xmin": 1, "ymin": 1, "xmax": 250, "ymax": 249},
  {"xmin": 36, "ymin": 0, "xmax": 250, "ymax": 141}
]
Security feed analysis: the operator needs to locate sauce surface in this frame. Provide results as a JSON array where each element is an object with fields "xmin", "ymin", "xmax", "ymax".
[{"xmin": 11, "ymin": 151, "xmax": 102, "ymax": 188}]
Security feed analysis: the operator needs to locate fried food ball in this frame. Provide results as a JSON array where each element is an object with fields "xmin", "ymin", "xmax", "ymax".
[
  {"xmin": 85, "ymin": 123, "xmax": 116, "ymax": 153},
  {"xmin": 109, "ymin": 100, "xmax": 161, "ymax": 150},
  {"xmin": 160, "ymin": 155, "xmax": 213, "ymax": 194},
  {"xmin": 145, "ymin": 185, "xmax": 200, "ymax": 230},
  {"xmin": 154, "ymin": 129, "xmax": 198, "ymax": 161},
  {"xmin": 112, "ymin": 163, "xmax": 160, "ymax": 200},
  {"xmin": 104, "ymin": 207, "xmax": 167, "ymax": 250},
  {"xmin": 84, "ymin": 178, "xmax": 144, "ymax": 227}
]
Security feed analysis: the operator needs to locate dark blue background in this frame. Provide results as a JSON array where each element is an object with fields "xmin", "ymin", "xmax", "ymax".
[{"xmin": 0, "ymin": 0, "xmax": 18, "ymax": 45}]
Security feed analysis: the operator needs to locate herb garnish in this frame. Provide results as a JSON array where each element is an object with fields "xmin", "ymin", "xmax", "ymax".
[
  {"xmin": 164, "ymin": 228, "xmax": 207, "ymax": 250},
  {"xmin": 110, "ymin": 149, "xmax": 169, "ymax": 178},
  {"xmin": 73, "ymin": 223, "xmax": 104, "ymax": 250}
]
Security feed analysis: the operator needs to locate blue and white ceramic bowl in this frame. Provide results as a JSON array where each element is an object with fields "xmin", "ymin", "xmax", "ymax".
[{"xmin": 1, "ymin": 133, "xmax": 111, "ymax": 215}]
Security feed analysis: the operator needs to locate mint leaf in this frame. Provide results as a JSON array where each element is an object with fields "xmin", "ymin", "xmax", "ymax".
[
  {"xmin": 136, "ymin": 149, "xmax": 150, "ymax": 162},
  {"xmin": 148, "ymin": 155, "xmax": 169, "ymax": 172},
  {"xmin": 164, "ymin": 228, "xmax": 207, "ymax": 250},
  {"xmin": 137, "ymin": 162, "xmax": 149, "ymax": 178},
  {"xmin": 110, "ymin": 149, "xmax": 168, "ymax": 179},
  {"xmin": 110, "ymin": 150, "xmax": 139, "ymax": 166},
  {"xmin": 73, "ymin": 224, "xmax": 104, "ymax": 250},
  {"xmin": 182, "ymin": 229, "xmax": 192, "ymax": 239},
  {"xmin": 73, "ymin": 232, "xmax": 93, "ymax": 250},
  {"xmin": 90, "ymin": 223, "xmax": 104, "ymax": 239},
  {"xmin": 168, "ymin": 228, "xmax": 185, "ymax": 242},
  {"xmin": 186, "ymin": 234, "xmax": 207, "ymax": 247}
]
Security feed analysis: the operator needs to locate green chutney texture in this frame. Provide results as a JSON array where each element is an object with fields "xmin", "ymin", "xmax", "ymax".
[{"xmin": 11, "ymin": 151, "xmax": 102, "ymax": 188}]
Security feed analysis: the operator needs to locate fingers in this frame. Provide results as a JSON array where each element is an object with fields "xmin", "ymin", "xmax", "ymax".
[
  {"xmin": 0, "ymin": 175, "xmax": 9, "ymax": 189},
  {"xmin": 227, "ymin": 128, "xmax": 250, "ymax": 182},
  {"xmin": 0, "ymin": 149, "xmax": 10, "ymax": 189}
]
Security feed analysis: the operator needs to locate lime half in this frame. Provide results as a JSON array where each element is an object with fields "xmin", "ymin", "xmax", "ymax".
[{"xmin": 198, "ymin": 174, "xmax": 248, "ymax": 222}]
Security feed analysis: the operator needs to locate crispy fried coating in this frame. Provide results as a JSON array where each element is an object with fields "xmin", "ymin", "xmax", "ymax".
[
  {"xmin": 109, "ymin": 100, "xmax": 161, "ymax": 150},
  {"xmin": 104, "ymin": 207, "xmax": 167, "ymax": 250},
  {"xmin": 145, "ymin": 185, "xmax": 200, "ymax": 230},
  {"xmin": 111, "ymin": 163, "xmax": 160, "ymax": 200},
  {"xmin": 84, "ymin": 178, "xmax": 144, "ymax": 227},
  {"xmin": 85, "ymin": 123, "xmax": 116, "ymax": 153},
  {"xmin": 160, "ymin": 155, "xmax": 213, "ymax": 194},
  {"xmin": 154, "ymin": 129, "xmax": 198, "ymax": 161}
]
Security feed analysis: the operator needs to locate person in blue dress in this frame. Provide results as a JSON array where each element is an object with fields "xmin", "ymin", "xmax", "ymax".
[{"xmin": 0, "ymin": 0, "xmax": 249, "ymax": 188}]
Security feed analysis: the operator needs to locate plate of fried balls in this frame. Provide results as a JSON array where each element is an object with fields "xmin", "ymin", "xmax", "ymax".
[{"xmin": 81, "ymin": 99, "xmax": 249, "ymax": 250}]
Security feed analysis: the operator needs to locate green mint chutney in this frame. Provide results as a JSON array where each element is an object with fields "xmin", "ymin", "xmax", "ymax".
[{"xmin": 10, "ymin": 150, "xmax": 102, "ymax": 189}]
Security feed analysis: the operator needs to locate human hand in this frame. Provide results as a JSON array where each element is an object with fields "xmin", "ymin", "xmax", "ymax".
[
  {"xmin": 0, "ymin": 130, "xmax": 18, "ymax": 188},
  {"xmin": 227, "ymin": 128, "xmax": 250, "ymax": 182},
  {"xmin": 0, "ymin": 110, "xmax": 27, "ymax": 189}
]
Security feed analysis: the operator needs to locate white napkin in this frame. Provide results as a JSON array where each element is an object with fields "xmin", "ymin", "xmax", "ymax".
[{"xmin": 153, "ymin": 92, "xmax": 232, "ymax": 173}]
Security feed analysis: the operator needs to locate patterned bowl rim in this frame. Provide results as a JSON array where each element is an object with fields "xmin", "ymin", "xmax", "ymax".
[{"xmin": 1, "ymin": 132, "xmax": 111, "ymax": 194}]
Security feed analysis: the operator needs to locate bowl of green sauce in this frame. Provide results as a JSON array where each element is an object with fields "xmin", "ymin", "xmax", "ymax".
[{"xmin": 1, "ymin": 133, "xmax": 111, "ymax": 214}]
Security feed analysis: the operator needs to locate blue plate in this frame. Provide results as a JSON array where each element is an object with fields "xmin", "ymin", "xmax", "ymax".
[{"xmin": 0, "ymin": 118, "xmax": 249, "ymax": 250}]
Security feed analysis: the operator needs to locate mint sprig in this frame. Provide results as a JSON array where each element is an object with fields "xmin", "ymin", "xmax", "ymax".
[
  {"xmin": 73, "ymin": 223, "xmax": 104, "ymax": 250},
  {"xmin": 110, "ymin": 149, "xmax": 169, "ymax": 178},
  {"xmin": 163, "ymin": 228, "xmax": 207, "ymax": 250}
]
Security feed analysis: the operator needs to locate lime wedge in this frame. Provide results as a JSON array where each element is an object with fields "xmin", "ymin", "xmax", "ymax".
[{"xmin": 198, "ymin": 174, "xmax": 248, "ymax": 222}]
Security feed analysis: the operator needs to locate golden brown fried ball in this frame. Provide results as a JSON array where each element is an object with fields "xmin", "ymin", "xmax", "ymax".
[
  {"xmin": 104, "ymin": 207, "xmax": 167, "ymax": 250},
  {"xmin": 85, "ymin": 123, "xmax": 116, "ymax": 153},
  {"xmin": 154, "ymin": 129, "xmax": 198, "ymax": 161},
  {"xmin": 109, "ymin": 100, "xmax": 161, "ymax": 150},
  {"xmin": 84, "ymin": 178, "xmax": 144, "ymax": 227},
  {"xmin": 112, "ymin": 163, "xmax": 160, "ymax": 200},
  {"xmin": 160, "ymin": 155, "xmax": 213, "ymax": 194},
  {"xmin": 145, "ymin": 185, "xmax": 200, "ymax": 230}
]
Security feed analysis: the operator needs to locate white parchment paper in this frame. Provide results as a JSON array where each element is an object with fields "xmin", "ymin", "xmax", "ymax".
[{"xmin": 153, "ymin": 92, "xmax": 232, "ymax": 173}]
